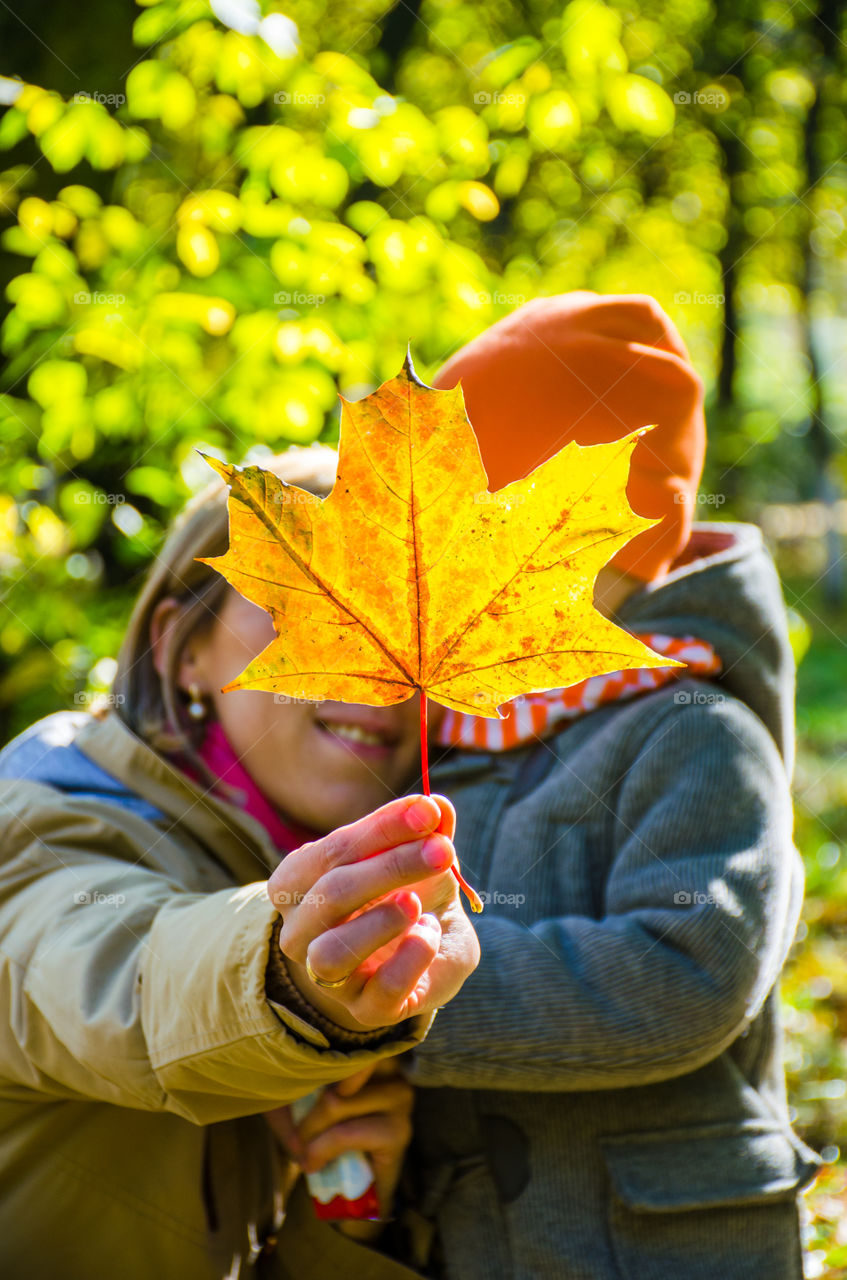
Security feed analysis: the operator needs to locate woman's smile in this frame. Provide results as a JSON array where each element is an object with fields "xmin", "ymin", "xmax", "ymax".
[{"xmin": 313, "ymin": 711, "xmax": 402, "ymax": 759}]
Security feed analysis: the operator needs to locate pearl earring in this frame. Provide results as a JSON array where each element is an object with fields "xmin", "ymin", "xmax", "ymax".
[{"xmin": 187, "ymin": 683, "xmax": 207, "ymax": 720}]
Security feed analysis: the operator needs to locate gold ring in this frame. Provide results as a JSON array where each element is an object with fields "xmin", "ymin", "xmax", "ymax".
[{"xmin": 305, "ymin": 954, "xmax": 351, "ymax": 990}]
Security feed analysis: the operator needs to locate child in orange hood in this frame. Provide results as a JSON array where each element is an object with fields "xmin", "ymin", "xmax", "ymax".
[{"xmin": 398, "ymin": 292, "xmax": 818, "ymax": 1280}]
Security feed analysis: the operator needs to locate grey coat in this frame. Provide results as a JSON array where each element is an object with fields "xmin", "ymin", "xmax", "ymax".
[{"xmin": 403, "ymin": 524, "xmax": 820, "ymax": 1280}]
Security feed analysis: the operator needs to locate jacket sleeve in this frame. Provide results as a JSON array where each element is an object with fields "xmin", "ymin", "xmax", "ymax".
[
  {"xmin": 0, "ymin": 783, "xmax": 432, "ymax": 1124},
  {"xmin": 405, "ymin": 697, "xmax": 803, "ymax": 1091}
]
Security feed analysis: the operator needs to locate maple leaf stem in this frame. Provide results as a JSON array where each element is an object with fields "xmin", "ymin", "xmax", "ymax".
[
  {"xmin": 419, "ymin": 694, "xmax": 483, "ymax": 914},
  {"xmin": 419, "ymin": 690, "xmax": 430, "ymax": 797}
]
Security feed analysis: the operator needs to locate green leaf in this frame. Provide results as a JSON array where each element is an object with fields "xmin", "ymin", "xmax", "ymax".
[
  {"xmin": 0, "ymin": 108, "xmax": 28, "ymax": 150},
  {"xmin": 39, "ymin": 111, "xmax": 88, "ymax": 172},
  {"xmin": 605, "ymin": 74, "xmax": 675, "ymax": 136},
  {"xmin": 28, "ymin": 359, "xmax": 87, "ymax": 407}
]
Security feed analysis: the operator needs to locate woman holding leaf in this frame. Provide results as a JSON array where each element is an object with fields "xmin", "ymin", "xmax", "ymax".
[{"xmin": 0, "ymin": 440, "xmax": 480, "ymax": 1279}]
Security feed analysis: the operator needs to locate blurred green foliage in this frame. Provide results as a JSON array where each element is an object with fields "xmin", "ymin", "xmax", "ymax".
[
  {"xmin": 1, "ymin": 0, "xmax": 846, "ymax": 1263},
  {"xmin": 1, "ymin": 0, "xmax": 845, "ymax": 732},
  {"xmin": 782, "ymin": 584, "xmax": 847, "ymax": 1277}
]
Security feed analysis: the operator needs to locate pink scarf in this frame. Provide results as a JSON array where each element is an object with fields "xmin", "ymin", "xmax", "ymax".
[{"xmin": 180, "ymin": 719, "xmax": 321, "ymax": 853}]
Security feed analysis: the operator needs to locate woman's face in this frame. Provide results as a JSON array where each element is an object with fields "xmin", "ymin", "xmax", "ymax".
[{"xmin": 169, "ymin": 588, "xmax": 442, "ymax": 835}]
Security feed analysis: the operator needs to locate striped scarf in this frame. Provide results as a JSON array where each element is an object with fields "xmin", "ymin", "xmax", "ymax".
[{"xmin": 435, "ymin": 634, "xmax": 721, "ymax": 753}]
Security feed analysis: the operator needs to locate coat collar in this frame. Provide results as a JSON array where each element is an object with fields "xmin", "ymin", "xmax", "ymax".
[{"xmin": 73, "ymin": 711, "xmax": 285, "ymax": 884}]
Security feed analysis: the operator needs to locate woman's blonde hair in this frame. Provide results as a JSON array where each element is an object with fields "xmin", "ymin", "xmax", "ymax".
[{"xmin": 112, "ymin": 444, "xmax": 338, "ymax": 785}]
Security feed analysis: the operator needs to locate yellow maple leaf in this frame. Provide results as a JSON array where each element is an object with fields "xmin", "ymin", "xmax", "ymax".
[{"xmin": 199, "ymin": 352, "xmax": 680, "ymax": 910}]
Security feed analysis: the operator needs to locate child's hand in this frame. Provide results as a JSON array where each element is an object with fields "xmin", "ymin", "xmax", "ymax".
[{"xmin": 264, "ymin": 1061, "xmax": 414, "ymax": 1239}]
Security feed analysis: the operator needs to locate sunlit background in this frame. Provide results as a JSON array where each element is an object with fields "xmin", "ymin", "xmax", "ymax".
[{"xmin": 1, "ymin": 0, "xmax": 846, "ymax": 1269}]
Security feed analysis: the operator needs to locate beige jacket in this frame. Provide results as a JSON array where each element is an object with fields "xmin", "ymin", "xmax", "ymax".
[{"xmin": 0, "ymin": 709, "xmax": 430, "ymax": 1279}]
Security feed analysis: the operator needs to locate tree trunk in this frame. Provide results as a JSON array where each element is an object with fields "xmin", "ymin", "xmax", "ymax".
[{"xmin": 798, "ymin": 0, "xmax": 843, "ymax": 605}]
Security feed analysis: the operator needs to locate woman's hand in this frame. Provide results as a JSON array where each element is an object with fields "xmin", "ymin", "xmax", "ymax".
[
  {"xmin": 267, "ymin": 793, "xmax": 480, "ymax": 1032},
  {"xmin": 265, "ymin": 1061, "xmax": 413, "ymax": 1241}
]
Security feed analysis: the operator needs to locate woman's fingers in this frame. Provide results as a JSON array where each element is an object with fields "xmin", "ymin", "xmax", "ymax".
[
  {"xmin": 364, "ymin": 900, "xmax": 479, "ymax": 1020},
  {"xmin": 272, "ymin": 795, "xmax": 459, "ymax": 951},
  {"xmin": 264, "ymin": 790, "xmax": 478, "ymax": 1031},
  {"xmin": 268, "ymin": 794, "xmax": 442, "ymax": 903},
  {"xmin": 289, "ymin": 914, "xmax": 443, "ymax": 1030},
  {"xmin": 279, "ymin": 835, "xmax": 453, "ymax": 961},
  {"xmin": 268, "ymin": 793, "xmax": 456, "ymax": 910},
  {"xmin": 304, "ymin": 890, "xmax": 422, "ymax": 986},
  {"xmin": 353, "ymin": 915, "xmax": 443, "ymax": 1023}
]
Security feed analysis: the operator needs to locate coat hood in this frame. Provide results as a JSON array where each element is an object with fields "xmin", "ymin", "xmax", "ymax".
[{"xmin": 0, "ymin": 708, "xmax": 166, "ymax": 820}]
